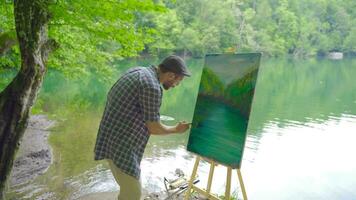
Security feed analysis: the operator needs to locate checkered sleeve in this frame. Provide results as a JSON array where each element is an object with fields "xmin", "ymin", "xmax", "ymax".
[{"xmin": 139, "ymin": 78, "xmax": 161, "ymax": 122}]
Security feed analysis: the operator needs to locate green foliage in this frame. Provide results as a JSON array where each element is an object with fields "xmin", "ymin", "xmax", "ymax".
[
  {"xmin": 0, "ymin": 3, "xmax": 14, "ymax": 32},
  {"xmin": 46, "ymin": 0, "xmax": 166, "ymax": 79},
  {"xmin": 0, "ymin": 48, "xmax": 20, "ymax": 70},
  {"xmin": 143, "ymin": 0, "xmax": 241, "ymax": 57},
  {"xmin": 199, "ymin": 67, "xmax": 225, "ymax": 97},
  {"xmin": 0, "ymin": 0, "xmax": 166, "ymax": 81},
  {"xmin": 1, "ymin": 0, "xmax": 355, "ymax": 81},
  {"xmin": 343, "ymin": 27, "xmax": 356, "ymax": 52},
  {"xmin": 225, "ymin": 70, "xmax": 257, "ymax": 99},
  {"xmin": 0, "ymin": 4, "xmax": 19, "ymax": 70},
  {"xmin": 145, "ymin": 0, "xmax": 355, "ymax": 58},
  {"xmin": 145, "ymin": 9, "xmax": 184, "ymax": 57}
]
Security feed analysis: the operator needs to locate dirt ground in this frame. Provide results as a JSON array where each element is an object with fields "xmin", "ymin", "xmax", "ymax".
[{"xmin": 9, "ymin": 114, "xmax": 55, "ymax": 186}]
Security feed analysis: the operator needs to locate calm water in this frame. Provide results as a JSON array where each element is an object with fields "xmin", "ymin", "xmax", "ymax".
[{"xmin": 3, "ymin": 57, "xmax": 356, "ymax": 199}]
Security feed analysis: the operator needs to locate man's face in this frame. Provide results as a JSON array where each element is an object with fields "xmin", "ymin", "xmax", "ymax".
[{"xmin": 162, "ymin": 73, "xmax": 184, "ymax": 90}]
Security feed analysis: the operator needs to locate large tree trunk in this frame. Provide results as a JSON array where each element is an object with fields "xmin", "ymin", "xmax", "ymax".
[{"xmin": 0, "ymin": 1, "xmax": 57, "ymax": 199}]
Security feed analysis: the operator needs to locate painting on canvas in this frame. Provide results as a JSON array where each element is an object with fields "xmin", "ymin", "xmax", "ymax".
[{"xmin": 187, "ymin": 53, "xmax": 261, "ymax": 168}]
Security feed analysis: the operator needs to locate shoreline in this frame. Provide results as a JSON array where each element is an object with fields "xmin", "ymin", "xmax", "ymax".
[
  {"xmin": 9, "ymin": 114, "xmax": 56, "ymax": 186},
  {"xmin": 8, "ymin": 114, "xmax": 199, "ymax": 200}
]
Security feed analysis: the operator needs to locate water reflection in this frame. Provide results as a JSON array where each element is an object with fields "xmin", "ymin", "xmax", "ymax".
[
  {"xmin": 160, "ymin": 115, "xmax": 175, "ymax": 121},
  {"xmin": 65, "ymin": 165, "xmax": 117, "ymax": 199},
  {"xmin": 243, "ymin": 114, "xmax": 356, "ymax": 200},
  {"xmin": 64, "ymin": 147, "xmax": 242, "ymax": 199}
]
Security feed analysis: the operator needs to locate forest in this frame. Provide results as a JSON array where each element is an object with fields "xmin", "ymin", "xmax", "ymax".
[{"xmin": 1, "ymin": 0, "xmax": 355, "ymax": 77}]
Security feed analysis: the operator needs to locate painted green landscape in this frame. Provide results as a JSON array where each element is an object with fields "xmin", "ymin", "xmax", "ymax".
[{"xmin": 187, "ymin": 53, "xmax": 261, "ymax": 168}]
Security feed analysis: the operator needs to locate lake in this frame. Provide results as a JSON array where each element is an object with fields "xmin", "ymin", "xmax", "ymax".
[{"xmin": 2, "ymin": 57, "xmax": 356, "ymax": 199}]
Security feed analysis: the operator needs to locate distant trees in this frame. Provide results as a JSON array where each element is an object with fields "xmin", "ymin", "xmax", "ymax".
[
  {"xmin": 146, "ymin": 0, "xmax": 355, "ymax": 58},
  {"xmin": 1, "ymin": 0, "xmax": 355, "ymax": 72}
]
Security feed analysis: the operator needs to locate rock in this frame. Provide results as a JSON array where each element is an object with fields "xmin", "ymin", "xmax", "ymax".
[
  {"xmin": 327, "ymin": 52, "xmax": 343, "ymax": 60},
  {"xmin": 175, "ymin": 168, "xmax": 185, "ymax": 177},
  {"xmin": 9, "ymin": 115, "xmax": 56, "ymax": 186}
]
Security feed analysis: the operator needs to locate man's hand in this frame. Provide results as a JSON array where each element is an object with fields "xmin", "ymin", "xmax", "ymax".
[{"xmin": 175, "ymin": 121, "xmax": 191, "ymax": 133}]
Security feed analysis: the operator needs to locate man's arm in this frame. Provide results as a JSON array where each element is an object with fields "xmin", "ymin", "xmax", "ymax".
[{"xmin": 146, "ymin": 121, "xmax": 190, "ymax": 135}]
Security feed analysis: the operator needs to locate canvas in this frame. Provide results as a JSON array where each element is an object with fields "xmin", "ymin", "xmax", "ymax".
[{"xmin": 187, "ymin": 53, "xmax": 261, "ymax": 168}]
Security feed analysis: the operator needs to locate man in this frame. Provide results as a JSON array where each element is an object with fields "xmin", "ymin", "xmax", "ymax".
[{"xmin": 94, "ymin": 55, "xmax": 191, "ymax": 200}]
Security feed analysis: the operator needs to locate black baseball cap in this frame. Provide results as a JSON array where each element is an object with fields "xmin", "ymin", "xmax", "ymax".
[{"xmin": 160, "ymin": 55, "xmax": 191, "ymax": 77}]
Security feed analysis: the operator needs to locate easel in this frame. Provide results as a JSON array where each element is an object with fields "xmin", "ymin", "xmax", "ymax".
[{"xmin": 184, "ymin": 156, "xmax": 248, "ymax": 200}]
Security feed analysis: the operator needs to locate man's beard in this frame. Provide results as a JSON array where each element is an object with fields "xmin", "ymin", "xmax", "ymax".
[{"xmin": 162, "ymin": 81, "xmax": 175, "ymax": 90}]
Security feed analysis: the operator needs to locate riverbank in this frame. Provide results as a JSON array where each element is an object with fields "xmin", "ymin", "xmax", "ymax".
[{"xmin": 9, "ymin": 114, "xmax": 55, "ymax": 186}]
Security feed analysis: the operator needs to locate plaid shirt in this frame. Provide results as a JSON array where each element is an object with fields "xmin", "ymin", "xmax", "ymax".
[{"xmin": 94, "ymin": 66, "xmax": 162, "ymax": 179}]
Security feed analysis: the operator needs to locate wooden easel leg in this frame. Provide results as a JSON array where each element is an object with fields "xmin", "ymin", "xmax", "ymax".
[
  {"xmin": 206, "ymin": 161, "xmax": 215, "ymax": 193},
  {"xmin": 184, "ymin": 156, "xmax": 200, "ymax": 200},
  {"xmin": 237, "ymin": 169, "xmax": 248, "ymax": 200},
  {"xmin": 225, "ymin": 167, "xmax": 232, "ymax": 200}
]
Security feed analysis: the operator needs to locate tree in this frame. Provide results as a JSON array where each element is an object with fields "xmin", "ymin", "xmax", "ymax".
[
  {"xmin": 47, "ymin": 0, "xmax": 164, "ymax": 79},
  {"xmin": 0, "ymin": 1, "xmax": 58, "ymax": 198},
  {"xmin": 147, "ymin": 9, "xmax": 184, "ymax": 57},
  {"xmin": 0, "ymin": 0, "xmax": 164, "ymax": 198},
  {"xmin": 343, "ymin": 27, "xmax": 356, "ymax": 52}
]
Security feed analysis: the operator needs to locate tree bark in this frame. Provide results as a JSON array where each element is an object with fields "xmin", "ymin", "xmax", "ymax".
[{"xmin": 0, "ymin": 1, "xmax": 58, "ymax": 199}]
